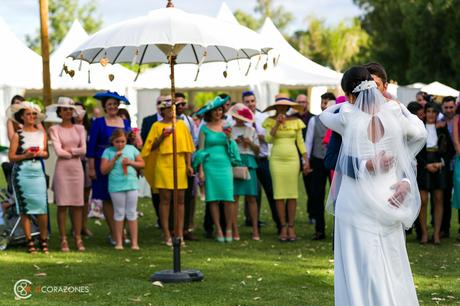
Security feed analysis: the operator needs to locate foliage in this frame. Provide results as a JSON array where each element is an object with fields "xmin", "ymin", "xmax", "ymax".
[
  {"xmin": 354, "ymin": 0, "xmax": 460, "ymax": 87},
  {"xmin": 234, "ymin": 0, "xmax": 293, "ymax": 33},
  {"xmin": 26, "ymin": 0, "xmax": 102, "ymax": 54},
  {"xmin": 291, "ymin": 17, "xmax": 370, "ymax": 72}
]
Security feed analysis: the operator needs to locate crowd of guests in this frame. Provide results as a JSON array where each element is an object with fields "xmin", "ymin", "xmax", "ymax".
[{"xmin": 3, "ymin": 68, "xmax": 460, "ymax": 254}]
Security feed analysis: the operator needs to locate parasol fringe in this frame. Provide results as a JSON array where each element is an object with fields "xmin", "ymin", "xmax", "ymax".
[
  {"xmin": 245, "ymin": 61, "xmax": 252, "ymax": 76},
  {"xmin": 134, "ymin": 66, "xmax": 141, "ymax": 82},
  {"xmin": 194, "ymin": 49, "xmax": 207, "ymax": 81}
]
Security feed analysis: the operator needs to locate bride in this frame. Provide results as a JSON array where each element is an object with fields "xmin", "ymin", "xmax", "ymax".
[{"xmin": 319, "ymin": 66, "xmax": 426, "ymax": 306}]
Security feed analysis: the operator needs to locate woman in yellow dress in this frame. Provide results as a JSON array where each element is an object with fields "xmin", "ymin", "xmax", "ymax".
[
  {"xmin": 262, "ymin": 95, "xmax": 309, "ymax": 242},
  {"xmin": 141, "ymin": 97, "xmax": 195, "ymax": 246}
]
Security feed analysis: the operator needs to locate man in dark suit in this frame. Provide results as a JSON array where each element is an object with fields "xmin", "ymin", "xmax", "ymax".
[{"xmin": 140, "ymin": 95, "xmax": 165, "ymax": 227}]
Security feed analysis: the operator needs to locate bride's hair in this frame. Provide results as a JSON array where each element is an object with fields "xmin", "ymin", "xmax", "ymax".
[{"xmin": 341, "ymin": 66, "xmax": 373, "ymax": 97}]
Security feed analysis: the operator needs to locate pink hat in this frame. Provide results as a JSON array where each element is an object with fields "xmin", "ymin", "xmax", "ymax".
[{"xmin": 229, "ymin": 103, "xmax": 254, "ymax": 123}]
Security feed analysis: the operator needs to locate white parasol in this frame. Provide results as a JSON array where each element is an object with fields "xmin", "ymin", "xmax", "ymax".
[{"xmin": 67, "ymin": 0, "xmax": 273, "ymax": 283}]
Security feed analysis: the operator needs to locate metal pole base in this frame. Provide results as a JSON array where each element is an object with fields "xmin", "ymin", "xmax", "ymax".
[{"xmin": 149, "ymin": 269, "xmax": 204, "ymax": 283}]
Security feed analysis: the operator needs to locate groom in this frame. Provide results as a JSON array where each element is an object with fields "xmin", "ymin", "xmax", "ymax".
[{"xmin": 324, "ymin": 62, "xmax": 412, "ymax": 205}]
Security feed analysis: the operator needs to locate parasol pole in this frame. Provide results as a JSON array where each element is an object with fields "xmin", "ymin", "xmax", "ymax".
[
  {"xmin": 169, "ymin": 54, "xmax": 181, "ymax": 273},
  {"xmin": 149, "ymin": 0, "xmax": 203, "ymax": 283}
]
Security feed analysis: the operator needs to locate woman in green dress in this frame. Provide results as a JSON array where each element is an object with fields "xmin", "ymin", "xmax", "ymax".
[
  {"xmin": 194, "ymin": 96, "xmax": 240, "ymax": 242},
  {"xmin": 262, "ymin": 95, "xmax": 309, "ymax": 242}
]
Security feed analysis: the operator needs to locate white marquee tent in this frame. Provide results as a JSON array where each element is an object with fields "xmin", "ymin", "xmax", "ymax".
[{"xmin": 0, "ymin": 17, "xmax": 43, "ymax": 148}]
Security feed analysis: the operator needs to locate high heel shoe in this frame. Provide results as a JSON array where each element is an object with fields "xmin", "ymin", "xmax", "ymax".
[
  {"xmin": 225, "ymin": 230, "xmax": 233, "ymax": 243},
  {"xmin": 27, "ymin": 238, "xmax": 37, "ymax": 254},
  {"xmin": 60, "ymin": 238, "xmax": 70, "ymax": 252},
  {"xmin": 279, "ymin": 224, "xmax": 288, "ymax": 242},
  {"xmin": 287, "ymin": 224, "xmax": 297, "ymax": 242},
  {"xmin": 40, "ymin": 238, "xmax": 49, "ymax": 254},
  {"xmin": 215, "ymin": 231, "xmax": 225, "ymax": 243},
  {"xmin": 75, "ymin": 238, "xmax": 85, "ymax": 252}
]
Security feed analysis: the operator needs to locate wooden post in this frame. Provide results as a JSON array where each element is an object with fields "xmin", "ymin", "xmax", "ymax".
[{"xmin": 39, "ymin": 0, "xmax": 52, "ymax": 106}]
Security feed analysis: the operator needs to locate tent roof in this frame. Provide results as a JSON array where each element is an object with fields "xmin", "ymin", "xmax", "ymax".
[
  {"xmin": 0, "ymin": 17, "xmax": 42, "ymax": 88},
  {"xmin": 49, "ymin": 20, "xmax": 135, "ymax": 92},
  {"xmin": 216, "ymin": 2, "xmax": 239, "ymax": 25},
  {"xmin": 259, "ymin": 17, "xmax": 341, "ymax": 86},
  {"xmin": 421, "ymin": 81, "xmax": 459, "ymax": 97}
]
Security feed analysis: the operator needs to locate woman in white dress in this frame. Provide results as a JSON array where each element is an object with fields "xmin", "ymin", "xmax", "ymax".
[{"xmin": 319, "ymin": 66, "xmax": 426, "ymax": 306}]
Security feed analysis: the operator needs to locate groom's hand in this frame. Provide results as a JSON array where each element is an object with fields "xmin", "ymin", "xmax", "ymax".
[{"xmin": 388, "ymin": 180, "xmax": 410, "ymax": 207}]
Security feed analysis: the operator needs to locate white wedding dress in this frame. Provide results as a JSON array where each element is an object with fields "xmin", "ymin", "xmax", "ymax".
[{"xmin": 320, "ymin": 99, "xmax": 426, "ymax": 306}]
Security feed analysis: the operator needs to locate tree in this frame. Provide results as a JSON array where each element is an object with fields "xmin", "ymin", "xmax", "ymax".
[
  {"xmin": 26, "ymin": 0, "xmax": 102, "ymax": 54},
  {"xmin": 292, "ymin": 17, "xmax": 370, "ymax": 72},
  {"xmin": 354, "ymin": 0, "xmax": 460, "ymax": 87},
  {"xmin": 234, "ymin": 0, "xmax": 294, "ymax": 33},
  {"xmin": 234, "ymin": 9, "xmax": 261, "ymax": 31}
]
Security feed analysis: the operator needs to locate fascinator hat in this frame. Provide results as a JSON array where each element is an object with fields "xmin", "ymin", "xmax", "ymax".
[
  {"xmin": 195, "ymin": 95, "xmax": 230, "ymax": 116},
  {"xmin": 6, "ymin": 101, "xmax": 45, "ymax": 125},
  {"xmin": 94, "ymin": 91, "xmax": 130, "ymax": 105},
  {"xmin": 229, "ymin": 103, "xmax": 254, "ymax": 123}
]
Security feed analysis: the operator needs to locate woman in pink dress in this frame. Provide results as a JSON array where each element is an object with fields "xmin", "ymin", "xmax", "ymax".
[{"xmin": 48, "ymin": 97, "xmax": 87, "ymax": 252}]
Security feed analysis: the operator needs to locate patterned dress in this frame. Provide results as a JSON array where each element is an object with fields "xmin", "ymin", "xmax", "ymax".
[
  {"xmin": 87, "ymin": 117, "xmax": 131, "ymax": 201},
  {"xmin": 12, "ymin": 130, "xmax": 48, "ymax": 214}
]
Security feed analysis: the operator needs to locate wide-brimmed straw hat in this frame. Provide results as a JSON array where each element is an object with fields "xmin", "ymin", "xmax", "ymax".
[
  {"xmin": 228, "ymin": 103, "xmax": 254, "ymax": 123},
  {"xmin": 6, "ymin": 101, "xmax": 45, "ymax": 125},
  {"xmin": 262, "ymin": 94, "xmax": 302, "ymax": 113},
  {"xmin": 94, "ymin": 90, "xmax": 130, "ymax": 105},
  {"xmin": 45, "ymin": 97, "xmax": 77, "ymax": 116},
  {"xmin": 195, "ymin": 95, "xmax": 230, "ymax": 116}
]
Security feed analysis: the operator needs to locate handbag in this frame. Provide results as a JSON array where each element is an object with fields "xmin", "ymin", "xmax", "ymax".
[{"xmin": 233, "ymin": 166, "xmax": 251, "ymax": 180}]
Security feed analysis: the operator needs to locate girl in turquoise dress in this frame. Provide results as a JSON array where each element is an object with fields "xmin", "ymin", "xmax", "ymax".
[
  {"xmin": 229, "ymin": 103, "xmax": 261, "ymax": 241},
  {"xmin": 194, "ymin": 96, "xmax": 240, "ymax": 242},
  {"xmin": 7, "ymin": 102, "xmax": 49, "ymax": 253}
]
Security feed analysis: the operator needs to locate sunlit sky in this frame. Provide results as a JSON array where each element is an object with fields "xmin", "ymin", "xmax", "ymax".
[{"xmin": 0, "ymin": 0, "xmax": 362, "ymax": 42}]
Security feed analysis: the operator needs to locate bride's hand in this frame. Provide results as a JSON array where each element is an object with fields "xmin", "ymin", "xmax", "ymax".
[
  {"xmin": 367, "ymin": 151, "xmax": 395, "ymax": 173},
  {"xmin": 388, "ymin": 181, "xmax": 410, "ymax": 207}
]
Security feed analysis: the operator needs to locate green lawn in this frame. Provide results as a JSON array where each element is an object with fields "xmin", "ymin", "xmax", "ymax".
[{"xmin": 0, "ymin": 171, "xmax": 459, "ymax": 305}]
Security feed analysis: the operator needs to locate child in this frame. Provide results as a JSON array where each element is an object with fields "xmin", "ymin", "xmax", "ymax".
[
  {"xmin": 101, "ymin": 129, "xmax": 145, "ymax": 250},
  {"xmin": 229, "ymin": 103, "xmax": 260, "ymax": 241}
]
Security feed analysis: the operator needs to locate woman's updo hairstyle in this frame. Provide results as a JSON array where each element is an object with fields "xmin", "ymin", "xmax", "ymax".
[{"xmin": 341, "ymin": 66, "xmax": 374, "ymax": 97}]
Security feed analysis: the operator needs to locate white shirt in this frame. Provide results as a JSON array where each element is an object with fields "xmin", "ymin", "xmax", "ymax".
[
  {"xmin": 248, "ymin": 110, "xmax": 269, "ymax": 158},
  {"xmin": 178, "ymin": 113, "xmax": 198, "ymax": 147},
  {"xmin": 305, "ymin": 117, "xmax": 316, "ymax": 159},
  {"xmin": 231, "ymin": 125, "xmax": 259, "ymax": 155},
  {"xmin": 426, "ymin": 124, "xmax": 438, "ymax": 148}
]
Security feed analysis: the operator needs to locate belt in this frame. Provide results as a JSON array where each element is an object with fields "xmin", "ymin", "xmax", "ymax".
[{"xmin": 426, "ymin": 147, "xmax": 439, "ymax": 152}]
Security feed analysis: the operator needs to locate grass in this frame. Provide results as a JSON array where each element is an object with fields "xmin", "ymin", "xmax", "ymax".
[{"xmin": 0, "ymin": 171, "xmax": 459, "ymax": 305}]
